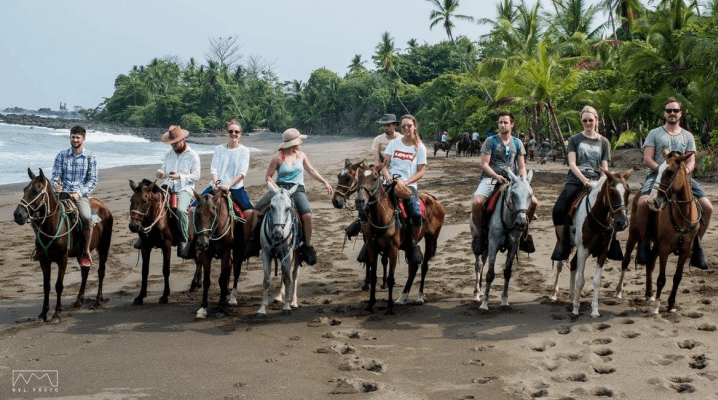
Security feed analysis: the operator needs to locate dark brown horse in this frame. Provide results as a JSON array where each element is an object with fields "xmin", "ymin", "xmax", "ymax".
[
  {"xmin": 14, "ymin": 168, "xmax": 113, "ymax": 321},
  {"xmin": 469, "ymin": 140, "xmax": 481, "ymax": 157},
  {"xmin": 433, "ymin": 139, "xmax": 456, "ymax": 157},
  {"xmin": 332, "ymin": 159, "xmax": 389, "ymax": 290},
  {"xmin": 616, "ymin": 152, "xmax": 700, "ymax": 314},
  {"xmin": 193, "ymin": 190, "xmax": 245, "ymax": 318},
  {"xmin": 354, "ymin": 164, "xmax": 445, "ymax": 314},
  {"xmin": 129, "ymin": 179, "xmax": 186, "ymax": 305}
]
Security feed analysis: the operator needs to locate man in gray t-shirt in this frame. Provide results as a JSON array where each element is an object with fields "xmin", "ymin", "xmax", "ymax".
[
  {"xmin": 540, "ymin": 139, "xmax": 551, "ymax": 162},
  {"xmin": 633, "ymin": 98, "xmax": 712, "ymax": 269}
]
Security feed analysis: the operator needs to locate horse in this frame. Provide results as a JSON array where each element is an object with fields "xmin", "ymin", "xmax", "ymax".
[
  {"xmin": 354, "ymin": 164, "xmax": 445, "ymax": 315},
  {"xmin": 433, "ymin": 139, "xmax": 456, "ymax": 157},
  {"xmin": 456, "ymin": 138, "xmax": 471, "ymax": 157},
  {"xmin": 615, "ymin": 153, "xmax": 700, "ymax": 314},
  {"xmin": 469, "ymin": 140, "xmax": 481, "ymax": 157},
  {"xmin": 193, "ymin": 189, "xmax": 245, "ymax": 318},
  {"xmin": 332, "ymin": 159, "xmax": 389, "ymax": 290},
  {"xmin": 13, "ymin": 168, "xmax": 113, "ymax": 322},
  {"xmin": 256, "ymin": 183, "xmax": 303, "ymax": 316},
  {"xmin": 549, "ymin": 169, "xmax": 632, "ymax": 317},
  {"xmin": 469, "ymin": 170, "xmax": 533, "ymax": 310}
]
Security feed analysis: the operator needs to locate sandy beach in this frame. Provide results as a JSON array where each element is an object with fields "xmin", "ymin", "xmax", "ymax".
[{"xmin": 1, "ymin": 132, "xmax": 717, "ymax": 399}]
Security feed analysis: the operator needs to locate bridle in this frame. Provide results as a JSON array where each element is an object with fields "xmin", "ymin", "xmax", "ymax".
[
  {"xmin": 654, "ymin": 162, "xmax": 701, "ymax": 235},
  {"xmin": 586, "ymin": 178, "xmax": 628, "ymax": 233},
  {"xmin": 499, "ymin": 180, "xmax": 532, "ymax": 233},
  {"xmin": 194, "ymin": 194, "xmax": 233, "ymax": 241},
  {"xmin": 18, "ymin": 178, "xmax": 75, "ymax": 253},
  {"xmin": 356, "ymin": 173, "xmax": 396, "ymax": 232},
  {"xmin": 130, "ymin": 183, "xmax": 171, "ymax": 234}
]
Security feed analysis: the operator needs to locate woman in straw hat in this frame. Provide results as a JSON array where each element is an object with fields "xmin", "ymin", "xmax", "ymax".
[
  {"xmin": 249, "ymin": 128, "xmax": 333, "ymax": 265},
  {"xmin": 156, "ymin": 125, "xmax": 200, "ymax": 258}
]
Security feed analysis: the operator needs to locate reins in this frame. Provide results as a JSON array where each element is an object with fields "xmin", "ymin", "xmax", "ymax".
[
  {"xmin": 656, "ymin": 163, "xmax": 701, "ymax": 240},
  {"xmin": 194, "ymin": 194, "xmax": 234, "ymax": 242},
  {"xmin": 585, "ymin": 179, "xmax": 627, "ymax": 234},
  {"xmin": 357, "ymin": 177, "xmax": 396, "ymax": 233},
  {"xmin": 19, "ymin": 178, "xmax": 76, "ymax": 254},
  {"xmin": 130, "ymin": 182, "xmax": 171, "ymax": 234}
]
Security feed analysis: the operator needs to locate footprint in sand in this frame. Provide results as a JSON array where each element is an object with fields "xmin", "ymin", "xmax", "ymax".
[
  {"xmin": 530, "ymin": 340, "xmax": 556, "ymax": 352},
  {"xmin": 592, "ymin": 365, "xmax": 616, "ymax": 374},
  {"xmin": 697, "ymin": 323, "xmax": 716, "ymax": 331},
  {"xmin": 556, "ymin": 326, "xmax": 572, "ymax": 335},
  {"xmin": 592, "ymin": 322, "xmax": 612, "ymax": 331},
  {"xmin": 689, "ymin": 354, "xmax": 708, "ymax": 370},
  {"xmin": 338, "ymin": 357, "xmax": 384, "ymax": 373},
  {"xmin": 651, "ymin": 354, "xmax": 684, "ymax": 366},
  {"xmin": 677, "ymin": 339, "xmax": 700, "ymax": 350},
  {"xmin": 551, "ymin": 372, "xmax": 588, "ymax": 382},
  {"xmin": 593, "ymin": 348, "xmax": 614, "ymax": 362},
  {"xmin": 590, "ymin": 338, "xmax": 612, "ymax": 345}
]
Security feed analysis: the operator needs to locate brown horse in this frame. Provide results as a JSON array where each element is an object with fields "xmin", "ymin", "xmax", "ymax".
[
  {"xmin": 469, "ymin": 140, "xmax": 481, "ymax": 157},
  {"xmin": 615, "ymin": 152, "xmax": 700, "ymax": 314},
  {"xmin": 13, "ymin": 168, "xmax": 113, "ymax": 322},
  {"xmin": 332, "ymin": 159, "xmax": 389, "ymax": 291},
  {"xmin": 129, "ymin": 179, "xmax": 187, "ymax": 305},
  {"xmin": 433, "ymin": 139, "xmax": 456, "ymax": 157},
  {"xmin": 193, "ymin": 190, "xmax": 245, "ymax": 318},
  {"xmin": 354, "ymin": 164, "xmax": 445, "ymax": 314}
]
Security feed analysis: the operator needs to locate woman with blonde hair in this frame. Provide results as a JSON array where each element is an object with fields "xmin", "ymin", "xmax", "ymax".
[
  {"xmin": 382, "ymin": 114, "xmax": 426, "ymax": 264},
  {"xmin": 550, "ymin": 105, "xmax": 611, "ymax": 260}
]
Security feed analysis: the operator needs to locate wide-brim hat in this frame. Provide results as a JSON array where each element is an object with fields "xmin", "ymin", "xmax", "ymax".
[
  {"xmin": 162, "ymin": 125, "xmax": 189, "ymax": 144},
  {"xmin": 376, "ymin": 114, "xmax": 398, "ymax": 125},
  {"xmin": 279, "ymin": 128, "xmax": 307, "ymax": 149}
]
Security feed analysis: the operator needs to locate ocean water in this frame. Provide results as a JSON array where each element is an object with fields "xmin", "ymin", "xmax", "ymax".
[{"xmin": 0, "ymin": 123, "xmax": 260, "ymax": 186}]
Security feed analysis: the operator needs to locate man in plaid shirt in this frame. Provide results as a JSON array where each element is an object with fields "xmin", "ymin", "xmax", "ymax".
[{"xmin": 52, "ymin": 125, "xmax": 97, "ymax": 267}]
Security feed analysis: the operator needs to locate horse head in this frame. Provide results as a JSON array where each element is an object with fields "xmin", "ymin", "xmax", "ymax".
[
  {"xmin": 332, "ymin": 159, "xmax": 366, "ymax": 209},
  {"xmin": 505, "ymin": 169, "xmax": 534, "ymax": 230},
  {"xmin": 649, "ymin": 152, "xmax": 693, "ymax": 212},
  {"xmin": 194, "ymin": 190, "xmax": 227, "ymax": 251},
  {"xmin": 600, "ymin": 167, "xmax": 633, "ymax": 231},
  {"xmin": 15, "ymin": 168, "xmax": 53, "ymax": 225},
  {"xmin": 128, "ymin": 179, "xmax": 163, "ymax": 233},
  {"xmin": 267, "ymin": 182, "xmax": 298, "ymax": 245},
  {"xmin": 354, "ymin": 164, "xmax": 383, "ymax": 218}
]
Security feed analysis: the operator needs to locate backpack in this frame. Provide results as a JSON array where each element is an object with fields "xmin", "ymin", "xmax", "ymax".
[{"xmin": 492, "ymin": 135, "xmax": 522, "ymax": 173}]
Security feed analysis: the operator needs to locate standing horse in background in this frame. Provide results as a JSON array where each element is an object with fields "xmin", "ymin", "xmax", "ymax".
[
  {"xmin": 615, "ymin": 153, "xmax": 699, "ymax": 314},
  {"xmin": 193, "ymin": 190, "xmax": 245, "ymax": 318},
  {"xmin": 14, "ymin": 168, "xmax": 113, "ymax": 321},
  {"xmin": 433, "ymin": 138, "xmax": 456, "ymax": 157},
  {"xmin": 469, "ymin": 140, "xmax": 481, "ymax": 157},
  {"xmin": 549, "ymin": 169, "xmax": 632, "ymax": 317},
  {"xmin": 469, "ymin": 170, "xmax": 533, "ymax": 310},
  {"xmin": 256, "ymin": 183, "xmax": 303, "ymax": 317},
  {"xmin": 332, "ymin": 159, "xmax": 389, "ymax": 290},
  {"xmin": 354, "ymin": 164, "xmax": 445, "ymax": 315}
]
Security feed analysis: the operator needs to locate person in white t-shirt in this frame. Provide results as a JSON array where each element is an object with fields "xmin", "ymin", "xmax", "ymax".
[{"xmin": 382, "ymin": 114, "xmax": 427, "ymax": 264}]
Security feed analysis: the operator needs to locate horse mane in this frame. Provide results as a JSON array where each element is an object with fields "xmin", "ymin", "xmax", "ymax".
[{"xmin": 666, "ymin": 150, "xmax": 683, "ymax": 160}]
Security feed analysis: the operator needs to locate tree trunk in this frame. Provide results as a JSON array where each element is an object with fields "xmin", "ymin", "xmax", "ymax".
[
  {"xmin": 546, "ymin": 101, "xmax": 568, "ymax": 161},
  {"xmin": 565, "ymin": 116, "xmax": 573, "ymax": 135}
]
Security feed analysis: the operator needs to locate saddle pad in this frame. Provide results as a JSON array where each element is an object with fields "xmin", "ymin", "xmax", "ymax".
[
  {"xmin": 567, "ymin": 186, "xmax": 592, "ymax": 220},
  {"xmin": 485, "ymin": 184, "xmax": 506, "ymax": 213},
  {"xmin": 232, "ymin": 202, "xmax": 246, "ymax": 219},
  {"xmin": 397, "ymin": 200, "xmax": 427, "ymax": 219}
]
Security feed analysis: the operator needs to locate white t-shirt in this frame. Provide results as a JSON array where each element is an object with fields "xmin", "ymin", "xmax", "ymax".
[
  {"xmin": 384, "ymin": 138, "xmax": 427, "ymax": 189},
  {"xmin": 210, "ymin": 144, "xmax": 250, "ymax": 189},
  {"xmin": 472, "ymin": 132, "xmax": 479, "ymax": 141}
]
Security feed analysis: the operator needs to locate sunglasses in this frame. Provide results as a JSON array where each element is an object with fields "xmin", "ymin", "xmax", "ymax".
[
  {"xmin": 665, "ymin": 108, "xmax": 681, "ymax": 114},
  {"xmin": 228, "ymin": 129, "xmax": 241, "ymax": 134},
  {"xmin": 581, "ymin": 119, "xmax": 595, "ymax": 123},
  {"xmin": 401, "ymin": 125, "xmax": 413, "ymax": 129}
]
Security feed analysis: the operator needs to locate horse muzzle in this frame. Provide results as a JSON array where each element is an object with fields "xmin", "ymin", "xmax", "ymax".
[
  {"xmin": 613, "ymin": 214, "xmax": 628, "ymax": 231},
  {"xmin": 13, "ymin": 209, "xmax": 28, "ymax": 225},
  {"xmin": 196, "ymin": 236, "xmax": 210, "ymax": 251},
  {"xmin": 128, "ymin": 221, "xmax": 141, "ymax": 233},
  {"xmin": 331, "ymin": 195, "xmax": 344, "ymax": 209}
]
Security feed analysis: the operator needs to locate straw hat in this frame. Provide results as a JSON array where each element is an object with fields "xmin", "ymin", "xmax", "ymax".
[
  {"xmin": 161, "ymin": 125, "xmax": 189, "ymax": 144},
  {"xmin": 376, "ymin": 114, "xmax": 398, "ymax": 124},
  {"xmin": 279, "ymin": 128, "xmax": 307, "ymax": 149}
]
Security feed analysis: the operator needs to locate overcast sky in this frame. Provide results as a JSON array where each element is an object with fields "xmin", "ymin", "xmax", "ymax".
[{"xmin": 1, "ymin": 0, "xmax": 607, "ymax": 111}]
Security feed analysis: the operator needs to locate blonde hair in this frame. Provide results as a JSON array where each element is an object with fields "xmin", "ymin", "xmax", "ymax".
[
  {"xmin": 580, "ymin": 105, "xmax": 599, "ymax": 120},
  {"xmin": 400, "ymin": 114, "xmax": 421, "ymax": 151}
]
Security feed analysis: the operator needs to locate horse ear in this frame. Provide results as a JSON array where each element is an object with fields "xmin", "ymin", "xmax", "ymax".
[
  {"xmin": 27, "ymin": 168, "xmax": 36, "ymax": 180},
  {"xmin": 129, "ymin": 180, "xmax": 137, "ymax": 191},
  {"xmin": 601, "ymin": 167, "xmax": 612, "ymax": 179},
  {"xmin": 526, "ymin": 169, "xmax": 534, "ymax": 184},
  {"xmin": 506, "ymin": 169, "xmax": 518, "ymax": 181},
  {"xmin": 268, "ymin": 181, "xmax": 279, "ymax": 194},
  {"xmin": 344, "ymin": 158, "xmax": 352, "ymax": 168},
  {"xmin": 623, "ymin": 168, "xmax": 633, "ymax": 180},
  {"xmin": 287, "ymin": 184, "xmax": 298, "ymax": 195},
  {"xmin": 38, "ymin": 168, "xmax": 45, "ymax": 181},
  {"xmin": 676, "ymin": 152, "xmax": 693, "ymax": 164},
  {"xmin": 193, "ymin": 190, "xmax": 201, "ymax": 200}
]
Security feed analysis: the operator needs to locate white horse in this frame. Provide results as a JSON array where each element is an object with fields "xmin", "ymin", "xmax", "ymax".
[
  {"xmin": 469, "ymin": 169, "xmax": 534, "ymax": 310},
  {"xmin": 256, "ymin": 183, "xmax": 302, "ymax": 317},
  {"xmin": 550, "ymin": 169, "xmax": 632, "ymax": 317}
]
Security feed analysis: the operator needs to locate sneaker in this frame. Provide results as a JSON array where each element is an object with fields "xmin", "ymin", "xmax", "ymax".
[{"xmin": 301, "ymin": 244, "xmax": 317, "ymax": 266}]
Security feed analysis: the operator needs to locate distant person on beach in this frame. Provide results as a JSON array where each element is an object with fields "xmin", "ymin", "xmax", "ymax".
[
  {"xmin": 156, "ymin": 125, "xmax": 200, "ymax": 259},
  {"xmin": 250, "ymin": 128, "xmax": 334, "ymax": 265},
  {"xmin": 51, "ymin": 125, "xmax": 97, "ymax": 267},
  {"xmin": 371, "ymin": 114, "xmax": 401, "ymax": 165},
  {"xmin": 540, "ymin": 138, "xmax": 551, "ymax": 163}
]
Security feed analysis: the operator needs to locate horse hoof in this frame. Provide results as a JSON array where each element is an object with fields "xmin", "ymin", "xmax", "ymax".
[
  {"xmin": 73, "ymin": 301, "xmax": 82, "ymax": 308},
  {"xmin": 385, "ymin": 309, "xmax": 395, "ymax": 315},
  {"xmin": 255, "ymin": 313, "xmax": 266, "ymax": 318},
  {"xmin": 196, "ymin": 311, "xmax": 207, "ymax": 319},
  {"xmin": 188, "ymin": 286, "xmax": 198, "ymax": 293},
  {"xmin": 228, "ymin": 299, "xmax": 238, "ymax": 306},
  {"xmin": 380, "ymin": 284, "xmax": 387, "ymax": 290},
  {"xmin": 158, "ymin": 297, "xmax": 168, "ymax": 304},
  {"xmin": 479, "ymin": 304, "xmax": 489, "ymax": 311},
  {"xmin": 282, "ymin": 310, "xmax": 292, "ymax": 315},
  {"xmin": 591, "ymin": 312, "xmax": 601, "ymax": 318},
  {"xmin": 133, "ymin": 297, "xmax": 144, "ymax": 306},
  {"xmin": 361, "ymin": 285, "xmax": 369, "ymax": 292},
  {"xmin": 36, "ymin": 316, "xmax": 47, "ymax": 323},
  {"xmin": 364, "ymin": 307, "xmax": 374, "ymax": 314},
  {"xmin": 414, "ymin": 298, "xmax": 425, "ymax": 306},
  {"xmin": 216, "ymin": 312, "xmax": 227, "ymax": 318}
]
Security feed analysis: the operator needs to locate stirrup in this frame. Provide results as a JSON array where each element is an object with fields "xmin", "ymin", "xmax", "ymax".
[{"xmin": 300, "ymin": 244, "xmax": 317, "ymax": 265}]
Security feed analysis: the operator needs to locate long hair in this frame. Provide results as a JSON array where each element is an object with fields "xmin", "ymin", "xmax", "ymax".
[
  {"xmin": 400, "ymin": 114, "xmax": 421, "ymax": 151},
  {"xmin": 580, "ymin": 105, "xmax": 598, "ymax": 120}
]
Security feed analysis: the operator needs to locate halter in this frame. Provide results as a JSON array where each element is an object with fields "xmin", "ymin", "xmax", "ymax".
[
  {"xmin": 263, "ymin": 196, "xmax": 298, "ymax": 247},
  {"xmin": 499, "ymin": 181, "xmax": 531, "ymax": 233},
  {"xmin": 586, "ymin": 179, "xmax": 627, "ymax": 234},
  {"xmin": 130, "ymin": 183, "xmax": 171, "ymax": 234},
  {"xmin": 194, "ymin": 195, "xmax": 233, "ymax": 241},
  {"xmin": 356, "ymin": 175, "xmax": 396, "ymax": 233},
  {"xmin": 18, "ymin": 178, "xmax": 75, "ymax": 254},
  {"xmin": 655, "ymin": 162, "xmax": 701, "ymax": 238}
]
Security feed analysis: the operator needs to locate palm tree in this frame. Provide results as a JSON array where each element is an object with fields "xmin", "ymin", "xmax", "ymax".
[
  {"xmin": 477, "ymin": 0, "xmax": 519, "ymax": 27},
  {"xmin": 373, "ymin": 32, "xmax": 397, "ymax": 72},
  {"xmin": 547, "ymin": 0, "xmax": 606, "ymax": 41},
  {"xmin": 347, "ymin": 54, "xmax": 367, "ymax": 75},
  {"xmin": 428, "ymin": 0, "xmax": 475, "ymax": 43}
]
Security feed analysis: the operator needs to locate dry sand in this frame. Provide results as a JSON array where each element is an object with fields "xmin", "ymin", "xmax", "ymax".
[{"xmin": 0, "ymin": 133, "xmax": 717, "ymax": 399}]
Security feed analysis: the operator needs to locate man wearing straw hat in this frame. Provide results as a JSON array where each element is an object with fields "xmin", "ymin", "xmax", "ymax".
[
  {"xmin": 371, "ymin": 114, "xmax": 401, "ymax": 165},
  {"xmin": 157, "ymin": 125, "xmax": 200, "ymax": 258}
]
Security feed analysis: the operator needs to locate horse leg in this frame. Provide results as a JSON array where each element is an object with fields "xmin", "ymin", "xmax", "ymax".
[
  {"xmin": 274, "ymin": 257, "xmax": 284, "ymax": 303},
  {"xmin": 74, "ymin": 265, "xmax": 89, "ymax": 308},
  {"xmin": 572, "ymin": 247, "xmax": 590, "ymax": 315},
  {"xmin": 396, "ymin": 258, "xmax": 418, "ymax": 305},
  {"xmin": 256, "ymin": 252, "xmax": 272, "ymax": 317},
  {"xmin": 37, "ymin": 259, "xmax": 52, "ymax": 322},
  {"xmin": 667, "ymin": 254, "xmax": 688, "ymax": 313},
  {"xmin": 590, "ymin": 256, "xmax": 608, "ymax": 318},
  {"xmin": 281, "ymin": 255, "xmax": 294, "ymax": 315},
  {"xmin": 189, "ymin": 262, "xmax": 202, "ymax": 293},
  {"xmin": 51, "ymin": 256, "xmax": 68, "ymax": 321},
  {"xmin": 197, "ymin": 254, "xmax": 211, "ymax": 319},
  {"xmin": 134, "ymin": 246, "xmax": 152, "ymax": 305},
  {"xmin": 94, "ymin": 220, "xmax": 111, "ymax": 307},
  {"xmin": 290, "ymin": 257, "xmax": 301, "ymax": 308},
  {"xmin": 159, "ymin": 244, "xmax": 171, "ymax": 304},
  {"xmin": 480, "ymin": 247, "xmax": 498, "ymax": 310},
  {"xmin": 385, "ymin": 246, "xmax": 398, "ymax": 315},
  {"xmin": 501, "ymin": 247, "xmax": 519, "ymax": 307},
  {"xmin": 216, "ymin": 250, "xmax": 232, "ymax": 316},
  {"xmin": 645, "ymin": 245, "xmax": 659, "ymax": 302},
  {"xmin": 550, "ymin": 260, "xmax": 564, "ymax": 301},
  {"xmin": 651, "ymin": 252, "xmax": 668, "ymax": 314},
  {"xmin": 415, "ymin": 233, "xmax": 437, "ymax": 305},
  {"xmin": 229, "ymin": 254, "xmax": 243, "ymax": 306},
  {"xmin": 616, "ymin": 225, "xmax": 639, "ymax": 298},
  {"xmin": 365, "ymin": 245, "xmax": 379, "ymax": 314},
  {"xmin": 380, "ymin": 254, "xmax": 388, "ymax": 290}
]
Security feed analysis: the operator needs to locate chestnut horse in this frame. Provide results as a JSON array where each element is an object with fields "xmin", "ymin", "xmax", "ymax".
[
  {"xmin": 14, "ymin": 168, "xmax": 113, "ymax": 322},
  {"xmin": 332, "ymin": 159, "xmax": 388, "ymax": 290},
  {"xmin": 433, "ymin": 139, "xmax": 456, "ymax": 157},
  {"xmin": 354, "ymin": 164, "xmax": 445, "ymax": 314},
  {"xmin": 549, "ymin": 169, "xmax": 632, "ymax": 317},
  {"xmin": 615, "ymin": 153, "xmax": 700, "ymax": 314}
]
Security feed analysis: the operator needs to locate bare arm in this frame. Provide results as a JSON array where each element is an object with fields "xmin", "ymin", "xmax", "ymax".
[
  {"xmin": 480, "ymin": 153, "xmax": 507, "ymax": 183},
  {"xmin": 568, "ymin": 152, "xmax": 591, "ymax": 184},
  {"xmin": 302, "ymin": 153, "xmax": 334, "ymax": 195},
  {"xmin": 644, "ymin": 146, "xmax": 659, "ymax": 172},
  {"xmin": 517, "ymin": 155, "xmax": 527, "ymax": 177},
  {"xmin": 686, "ymin": 152, "xmax": 696, "ymax": 174},
  {"xmin": 265, "ymin": 153, "xmax": 280, "ymax": 189}
]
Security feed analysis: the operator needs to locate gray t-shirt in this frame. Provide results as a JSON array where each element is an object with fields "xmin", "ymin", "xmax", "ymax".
[
  {"xmin": 540, "ymin": 140, "xmax": 551, "ymax": 153},
  {"xmin": 566, "ymin": 133, "xmax": 611, "ymax": 184},
  {"xmin": 528, "ymin": 139, "xmax": 536, "ymax": 150},
  {"xmin": 643, "ymin": 126, "xmax": 696, "ymax": 166},
  {"xmin": 480, "ymin": 135, "xmax": 526, "ymax": 180}
]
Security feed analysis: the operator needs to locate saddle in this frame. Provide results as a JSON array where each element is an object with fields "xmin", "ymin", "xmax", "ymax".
[
  {"xmin": 56, "ymin": 193, "xmax": 102, "ymax": 258},
  {"xmin": 484, "ymin": 181, "xmax": 508, "ymax": 214},
  {"xmin": 567, "ymin": 186, "xmax": 592, "ymax": 222}
]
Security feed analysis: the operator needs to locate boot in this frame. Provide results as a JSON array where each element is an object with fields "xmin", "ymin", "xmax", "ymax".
[
  {"xmin": 357, "ymin": 244, "xmax": 368, "ymax": 263},
  {"xmin": 607, "ymin": 232, "xmax": 623, "ymax": 261},
  {"xmin": 408, "ymin": 226, "xmax": 423, "ymax": 265},
  {"xmin": 134, "ymin": 237, "xmax": 142, "ymax": 250},
  {"xmin": 635, "ymin": 237, "xmax": 650, "ymax": 265},
  {"xmin": 300, "ymin": 244, "xmax": 317, "ymax": 265},
  {"xmin": 345, "ymin": 219, "xmax": 361, "ymax": 240},
  {"xmin": 690, "ymin": 236, "xmax": 709, "ymax": 270},
  {"xmin": 177, "ymin": 242, "xmax": 190, "ymax": 259},
  {"xmin": 519, "ymin": 234, "xmax": 535, "ymax": 253},
  {"xmin": 550, "ymin": 225, "xmax": 571, "ymax": 261}
]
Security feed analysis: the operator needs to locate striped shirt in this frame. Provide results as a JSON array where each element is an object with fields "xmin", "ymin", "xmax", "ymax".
[{"xmin": 51, "ymin": 148, "xmax": 98, "ymax": 197}]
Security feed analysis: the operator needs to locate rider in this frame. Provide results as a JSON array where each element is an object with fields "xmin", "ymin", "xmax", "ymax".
[
  {"xmin": 382, "ymin": 114, "xmax": 427, "ymax": 264},
  {"xmin": 540, "ymin": 138, "xmax": 551, "ymax": 163},
  {"xmin": 550, "ymin": 105, "xmax": 611, "ymax": 260},
  {"xmin": 51, "ymin": 125, "xmax": 97, "ymax": 267},
  {"xmin": 440, "ymin": 131, "xmax": 449, "ymax": 151},
  {"xmin": 157, "ymin": 125, "xmax": 200, "ymax": 259},
  {"xmin": 372, "ymin": 114, "xmax": 402, "ymax": 165},
  {"xmin": 251, "ymin": 128, "xmax": 334, "ymax": 265},
  {"xmin": 634, "ymin": 97, "xmax": 712, "ymax": 270},
  {"xmin": 470, "ymin": 110, "xmax": 538, "ymax": 255}
]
